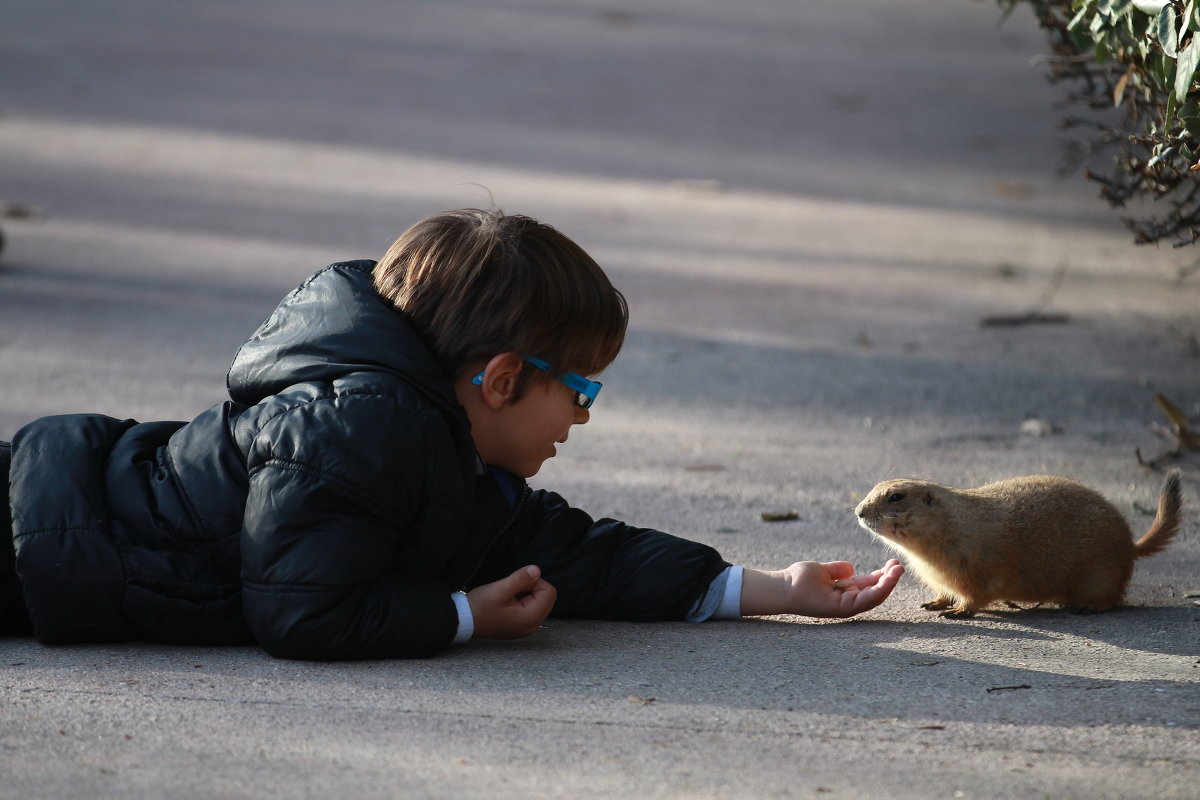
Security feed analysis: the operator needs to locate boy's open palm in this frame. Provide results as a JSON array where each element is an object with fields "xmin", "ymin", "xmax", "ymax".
[
  {"xmin": 741, "ymin": 559, "xmax": 905, "ymax": 619},
  {"xmin": 467, "ymin": 565, "xmax": 557, "ymax": 640}
]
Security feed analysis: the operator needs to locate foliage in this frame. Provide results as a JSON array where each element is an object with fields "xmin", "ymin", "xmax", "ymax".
[{"xmin": 1002, "ymin": 0, "xmax": 1200, "ymax": 245}]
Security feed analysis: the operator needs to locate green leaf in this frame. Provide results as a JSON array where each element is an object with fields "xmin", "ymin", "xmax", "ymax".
[
  {"xmin": 1068, "ymin": 2, "xmax": 1093, "ymax": 30},
  {"xmin": 1100, "ymin": 0, "xmax": 1133, "ymax": 18},
  {"xmin": 1176, "ymin": 36, "xmax": 1200, "ymax": 101},
  {"xmin": 1157, "ymin": 5, "xmax": 1179, "ymax": 58},
  {"xmin": 1185, "ymin": 0, "xmax": 1196, "ymax": 32},
  {"xmin": 1133, "ymin": 0, "xmax": 1169, "ymax": 13},
  {"xmin": 1146, "ymin": 145, "xmax": 1175, "ymax": 169},
  {"xmin": 1098, "ymin": 0, "xmax": 1131, "ymax": 16},
  {"xmin": 1070, "ymin": 0, "xmax": 1099, "ymax": 30}
]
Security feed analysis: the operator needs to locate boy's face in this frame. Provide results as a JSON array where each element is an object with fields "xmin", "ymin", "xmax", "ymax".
[
  {"xmin": 456, "ymin": 355, "xmax": 592, "ymax": 478},
  {"xmin": 489, "ymin": 377, "xmax": 590, "ymax": 477}
]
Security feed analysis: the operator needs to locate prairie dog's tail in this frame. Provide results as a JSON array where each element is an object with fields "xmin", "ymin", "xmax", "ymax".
[{"xmin": 1134, "ymin": 469, "xmax": 1183, "ymax": 559}]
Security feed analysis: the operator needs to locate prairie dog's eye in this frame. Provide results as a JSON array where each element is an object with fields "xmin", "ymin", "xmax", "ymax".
[{"xmin": 887, "ymin": 492, "xmax": 906, "ymax": 503}]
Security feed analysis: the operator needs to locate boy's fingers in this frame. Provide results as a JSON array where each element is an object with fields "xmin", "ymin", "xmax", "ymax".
[
  {"xmin": 502, "ymin": 565, "xmax": 542, "ymax": 594},
  {"xmin": 521, "ymin": 579, "xmax": 555, "ymax": 601},
  {"xmin": 854, "ymin": 565, "xmax": 904, "ymax": 609},
  {"xmin": 511, "ymin": 582, "xmax": 556, "ymax": 633},
  {"xmin": 848, "ymin": 585, "xmax": 886, "ymax": 612},
  {"xmin": 831, "ymin": 562, "xmax": 900, "ymax": 612},
  {"xmin": 857, "ymin": 560, "xmax": 902, "ymax": 586},
  {"xmin": 515, "ymin": 577, "xmax": 556, "ymax": 608},
  {"xmin": 846, "ymin": 560, "xmax": 904, "ymax": 589},
  {"xmin": 823, "ymin": 561, "xmax": 856, "ymax": 580},
  {"xmin": 527, "ymin": 581, "xmax": 557, "ymax": 613}
]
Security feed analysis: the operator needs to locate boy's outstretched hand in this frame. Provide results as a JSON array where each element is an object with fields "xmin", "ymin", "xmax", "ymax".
[
  {"xmin": 467, "ymin": 565, "xmax": 557, "ymax": 640},
  {"xmin": 740, "ymin": 559, "xmax": 905, "ymax": 619}
]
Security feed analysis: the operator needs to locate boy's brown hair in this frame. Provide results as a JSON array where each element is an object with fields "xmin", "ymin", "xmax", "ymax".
[{"xmin": 373, "ymin": 209, "xmax": 628, "ymax": 395}]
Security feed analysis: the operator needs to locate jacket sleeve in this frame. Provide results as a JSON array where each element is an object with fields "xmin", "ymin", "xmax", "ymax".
[
  {"xmin": 238, "ymin": 391, "xmax": 459, "ymax": 660},
  {"xmin": 471, "ymin": 489, "xmax": 731, "ymax": 622}
]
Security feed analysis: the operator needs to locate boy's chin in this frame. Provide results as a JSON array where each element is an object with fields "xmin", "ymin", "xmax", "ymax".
[{"xmin": 494, "ymin": 459, "xmax": 541, "ymax": 479}]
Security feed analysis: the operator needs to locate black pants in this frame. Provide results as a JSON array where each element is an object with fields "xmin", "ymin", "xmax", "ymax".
[{"xmin": 1, "ymin": 441, "xmax": 32, "ymax": 636}]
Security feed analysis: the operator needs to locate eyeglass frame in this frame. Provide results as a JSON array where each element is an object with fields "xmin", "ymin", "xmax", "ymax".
[{"xmin": 471, "ymin": 356, "xmax": 602, "ymax": 409}]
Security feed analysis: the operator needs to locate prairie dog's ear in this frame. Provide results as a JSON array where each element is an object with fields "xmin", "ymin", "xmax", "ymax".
[{"xmin": 923, "ymin": 491, "xmax": 935, "ymax": 507}]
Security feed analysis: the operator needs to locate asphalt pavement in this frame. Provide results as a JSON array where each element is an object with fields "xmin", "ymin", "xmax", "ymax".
[{"xmin": 1, "ymin": 1, "xmax": 1197, "ymax": 798}]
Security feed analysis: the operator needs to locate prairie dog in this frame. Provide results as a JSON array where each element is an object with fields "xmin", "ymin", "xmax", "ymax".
[{"xmin": 854, "ymin": 470, "xmax": 1183, "ymax": 617}]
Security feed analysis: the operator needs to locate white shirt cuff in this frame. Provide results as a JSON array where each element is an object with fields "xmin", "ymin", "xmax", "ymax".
[
  {"xmin": 714, "ymin": 565, "xmax": 743, "ymax": 619},
  {"xmin": 686, "ymin": 565, "xmax": 744, "ymax": 621},
  {"xmin": 451, "ymin": 591, "xmax": 474, "ymax": 644}
]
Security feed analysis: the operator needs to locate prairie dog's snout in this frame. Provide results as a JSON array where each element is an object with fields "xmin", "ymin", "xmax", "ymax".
[{"xmin": 854, "ymin": 481, "xmax": 941, "ymax": 543}]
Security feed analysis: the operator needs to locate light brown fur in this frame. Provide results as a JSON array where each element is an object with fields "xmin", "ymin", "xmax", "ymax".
[{"xmin": 854, "ymin": 470, "xmax": 1183, "ymax": 617}]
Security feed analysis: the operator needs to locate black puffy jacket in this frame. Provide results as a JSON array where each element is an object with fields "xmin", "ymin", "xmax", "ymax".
[{"xmin": 9, "ymin": 261, "xmax": 728, "ymax": 659}]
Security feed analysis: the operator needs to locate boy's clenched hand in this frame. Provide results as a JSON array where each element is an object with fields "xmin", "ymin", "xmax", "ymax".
[
  {"xmin": 740, "ymin": 559, "xmax": 904, "ymax": 619},
  {"xmin": 467, "ymin": 565, "xmax": 557, "ymax": 640}
]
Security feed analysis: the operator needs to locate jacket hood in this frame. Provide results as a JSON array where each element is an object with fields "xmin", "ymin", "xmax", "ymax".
[{"xmin": 226, "ymin": 261, "xmax": 460, "ymax": 414}]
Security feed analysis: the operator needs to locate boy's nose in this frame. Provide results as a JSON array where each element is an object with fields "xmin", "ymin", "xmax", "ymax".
[{"xmin": 573, "ymin": 407, "xmax": 590, "ymax": 425}]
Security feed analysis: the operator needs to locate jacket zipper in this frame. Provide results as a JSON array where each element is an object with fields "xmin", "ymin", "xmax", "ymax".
[{"xmin": 462, "ymin": 482, "xmax": 532, "ymax": 588}]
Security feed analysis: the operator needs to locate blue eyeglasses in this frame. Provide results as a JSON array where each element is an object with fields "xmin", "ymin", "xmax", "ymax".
[{"xmin": 471, "ymin": 356, "xmax": 602, "ymax": 409}]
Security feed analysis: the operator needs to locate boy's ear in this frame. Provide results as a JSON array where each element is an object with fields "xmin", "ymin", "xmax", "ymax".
[{"xmin": 477, "ymin": 352, "xmax": 524, "ymax": 409}]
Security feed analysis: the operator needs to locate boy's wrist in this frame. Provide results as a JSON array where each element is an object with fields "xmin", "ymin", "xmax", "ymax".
[{"xmin": 739, "ymin": 567, "xmax": 790, "ymax": 617}]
